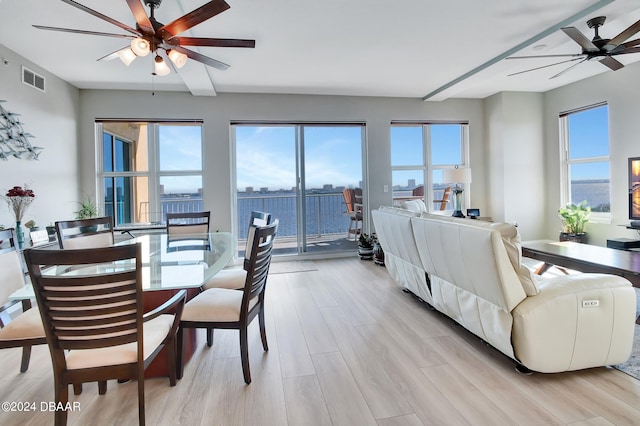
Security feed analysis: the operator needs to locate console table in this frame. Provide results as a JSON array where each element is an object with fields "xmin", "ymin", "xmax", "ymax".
[{"xmin": 521, "ymin": 240, "xmax": 640, "ymax": 288}]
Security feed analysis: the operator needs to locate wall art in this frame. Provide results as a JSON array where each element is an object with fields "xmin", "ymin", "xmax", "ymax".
[{"xmin": 0, "ymin": 99, "xmax": 43, "ymax": 160}]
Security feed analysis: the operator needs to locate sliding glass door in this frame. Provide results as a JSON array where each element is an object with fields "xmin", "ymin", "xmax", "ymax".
[{"xmin": 234, "ymin": 123, "xmax": 364, "ymax": 255}]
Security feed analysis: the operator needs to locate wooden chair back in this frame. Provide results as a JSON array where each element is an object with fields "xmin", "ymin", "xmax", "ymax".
[
  {"xmin": 412, "ymin": 185, "xmax": 425, "ymax": 197},
  {"xmin": 342, "ymin": 188, "xmax": 357, "ymax": 213},
  {"xmin": 55, "ymin": 216, "xmax": 114, "ymax": 249},
  {"xmin": 166, "ymin": 211, "xmax": 211, "ymax": 235},
  {"xmin": 242, "ymin": 220, "xmax": 278, "ymax": 307},
  {"xmin": 438, "ymin": 186, "xmax": 452, "ymax": 210},
  {"xmin": 25, "ymin": 244, "xmax": 143, "ymax": 355},
  {"xmin": 250, "ymin": 210, "xmax": 272, "ymax": 227}
]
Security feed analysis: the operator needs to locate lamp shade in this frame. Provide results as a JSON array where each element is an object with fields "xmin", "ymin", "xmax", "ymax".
[
  {"xmin": 130, "ymin": 38, "xmax": 150, "ymax": 57},
  {"xmin": 154, "ymin": 56, "xmax": 170, "ymax": 76},
  {"xmin": 168, "ymin": 49, "xmax": 188, "ymax": 69},
  {"xmin": 442, "ymin": 167, "xmax": 472, "ymax": 184},
  {"xmin": 117, "ymin": 47, "xmax": 137, "ymax": 66}
]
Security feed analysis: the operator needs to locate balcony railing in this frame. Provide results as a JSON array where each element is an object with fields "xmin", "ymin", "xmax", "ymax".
[{"xmin": 237, "ymin": 193, "xmax": 349, "ymax": 240}]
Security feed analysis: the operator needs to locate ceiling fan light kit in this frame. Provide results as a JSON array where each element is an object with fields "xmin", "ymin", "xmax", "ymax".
[
  {"xmin": 130, "ymin": 37, "xmax": 151, "ymax": 57},
  {"xmin": 153, "ymin": 55, "xmax": 170, "ymax": 76},
  {"xmin": 35, "ymin": 0, "xmax": 255, "ymax": 76},
  {"xmin": 116, "ymin": 47, "xmax": 137, "ymax": 66},
  {"xmin": 507, "ymin": 15, "xmax": 640, "ymax": 78}
]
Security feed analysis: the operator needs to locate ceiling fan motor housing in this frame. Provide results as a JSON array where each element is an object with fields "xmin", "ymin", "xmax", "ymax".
[{"xmin": 145, "ymin": 0, "xmax": 163, "ymax": 9}]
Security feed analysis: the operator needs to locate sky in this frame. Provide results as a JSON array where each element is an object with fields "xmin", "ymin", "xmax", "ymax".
[
  {"xmin": 157, "ymin": 111, "xmax": 609, "ymax": 194},
  {"xmin": 158, "ymin": 125, "xmax": 203, "ymax": 194},
  {"xmin": 235, "ymin": 126, "xmax": 363, "ymax": 191},
  {"xmin": 567, "ymin": 104, "xmax": 610, "ymax": 181}
]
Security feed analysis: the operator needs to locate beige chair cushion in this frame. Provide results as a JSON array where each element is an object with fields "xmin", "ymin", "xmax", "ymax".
[
  {"xmin": 168, "ymin": 224, "xmax": 209, "ymax": 235},
  {"xmin": 0, "ymin": 308, "xmax": 45, "ymax": 340},
  {"xmin": 202, "ymin": 268, "xmax": 246, "ymax": 290},
  {"xmin": 62, "ymin": 233, "xmax": 113, "ymax": 250},
  {"xmin": 182, "ymin": 288, "xmax": 258, "ymax": 322},
  {"xmin": 65, "ymin": 314, "xmax": 174, "ymax": 370}
]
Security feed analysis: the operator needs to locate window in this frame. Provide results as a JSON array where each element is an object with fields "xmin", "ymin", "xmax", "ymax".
[
  {"xmin": 98, "ymin": 121, "xmax": 203, "ymax": 226},
  {"xmin": 390, "ymin": 122, "xmax": 468, "ymax": 211},
  {"xmin": 560, "ymin": 103, "xmax": 610, "ymax": 216}
]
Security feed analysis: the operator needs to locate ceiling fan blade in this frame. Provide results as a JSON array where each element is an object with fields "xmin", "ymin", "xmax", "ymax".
[
  {"xmin": 125, "ymin": 0, "xmax": 154, "ymax": 35},
  {"xmin": 60, "ymin": 0, "xmax": 140, "ymax": 36},
  {"xmin": 622, "ymin": 38, "xmax": 640, "ymax": 48},
  {"xmin": 615, "ymin": 46, "xmax": 640, "ymax": 54},
  {"xmin": 33, "ymin": 25, "xmax": 135, "ymax": 39},
  {"xmin": 172, "ymin": 46, "xmax": 230, "ymax": 70},
  {"xmin": 169, "ymin": 36, "xmax": 255, "ymax": 48},
  {"xmin": 604, "ymin": 18, "xmax": 640, "ymax": 51},
  {"xmin": 561, "ymin": 27, "xmax": 599, "ymax": 52},
  {"xmin": 506, "ymin": 54, "xmax": 584, "ymax": 59},
  {"xmin": 158, "ymin": 0, "xmax": 230, "ymax": 37},
  {"xmin": 599, "ymin": 56, "xmax": 624, "ymax": 71},
  {"xmin": 507, "ymin": 57, "xmax": 584, "ymax": 77},
  {"xmin": 550, "ymin": 57, "xmax": 588, "ymax": 79},
  {"xmin": 97, "ymin": 47, "xmax": 127, "ymax": 62}
]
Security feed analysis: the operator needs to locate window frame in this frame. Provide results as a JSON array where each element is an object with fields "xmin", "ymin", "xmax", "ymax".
[
  {"xmin": 559, "ymin": 102, "xmax": 611, "ymax": 223},
  {"xmin": 390, "ymin": 121, "xmax": 470, "ymax": 212},
  {"xmin": 96, "ymin": 121, "xmax": 204, "ymax": 226}
]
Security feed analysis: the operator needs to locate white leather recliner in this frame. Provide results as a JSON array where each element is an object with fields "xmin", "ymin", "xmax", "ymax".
[{"xmin": 372, "ymin": 206, "xmax": 636, "ymax": 373}]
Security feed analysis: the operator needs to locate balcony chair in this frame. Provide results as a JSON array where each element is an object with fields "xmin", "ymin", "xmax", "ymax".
[
  {"xmin": 0, "ymin": 228, "xmax": 46, "ymax": 373},
  {"xmin": 55, "ymin": 216, "xmax": 114, "ymax": 249},
  {"xmin": 342, "ymin": 188, "xmax": 363, "ymax": 240},
  {"xmin": 435, "ymin": 186, "xmax": 452, "ymax": 210},
  {"xmin": 411, "ymin": 185, "xmax": 451, "ymax": 211},
  {"xmin": 201, "ymin": 211, "xmax": 272, "ymax": 291},
  {"xmin": 178, "ymin": 220, "xmax": 278, "ymax": 384},
  {"xmin": 24, "ymin": 244, "xmax": 186, "ymax": 426},
  {"xmin": 166, "ymin": 211, "xmax": 210, "ymax": 235}
]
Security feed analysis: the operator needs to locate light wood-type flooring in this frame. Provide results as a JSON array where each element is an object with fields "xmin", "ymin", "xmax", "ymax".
[{"xmin": 1, "ymin": 258, "xmax": 639, "ymax": 425}]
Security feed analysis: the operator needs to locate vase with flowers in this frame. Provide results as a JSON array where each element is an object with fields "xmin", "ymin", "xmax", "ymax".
[{"xmin": 4, "ymin": 185, "xmax": 35, "ymax": 244}]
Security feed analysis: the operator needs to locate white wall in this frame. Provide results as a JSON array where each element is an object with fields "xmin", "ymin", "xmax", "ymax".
[
  {"xmin": 484, "ymin": 92, "xmax": 546, "ymax": 240},
  {"xmin": 0, "ymin": 44, "xmax": 80, "ymax": 231},
  {"xmin": 544, "ymin": 60, "xmax": 640, "ymax": 246},
  {"xmin": 78, "ymin": 91, "xmax": 487, "ymax": 235}
]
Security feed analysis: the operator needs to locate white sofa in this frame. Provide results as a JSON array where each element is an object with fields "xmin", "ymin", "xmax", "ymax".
[{"xmin": 372, "ymin": 204, "xmax": 637, "ymax": 373}]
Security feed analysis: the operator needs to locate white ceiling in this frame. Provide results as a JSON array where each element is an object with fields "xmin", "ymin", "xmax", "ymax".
[{"xmin": 2, "ymin": 0, "xmax": 640, "ymax": 101}]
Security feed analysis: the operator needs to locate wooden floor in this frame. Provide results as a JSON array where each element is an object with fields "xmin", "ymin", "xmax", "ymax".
[{"xmin": 1, "ymin": 258, "xmax": 639, "ymax": 425}]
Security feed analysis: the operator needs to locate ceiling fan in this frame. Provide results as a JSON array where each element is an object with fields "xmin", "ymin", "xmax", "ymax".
[
  {"xmin": 34, "ymin": 0, "xmax": 255, "ymax": 75},
  {"xmin": 507, "ymin": 16, "xmax": 640, "ymax": 79}
]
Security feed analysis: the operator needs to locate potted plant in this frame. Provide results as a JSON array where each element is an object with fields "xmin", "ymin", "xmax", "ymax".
[
  {"xmin": 373, "ymin": 236, "xmax": 385, "ymax": 266},
  {"xmin": 76, "ymin": 196, "xmax": 98, "ymax": 220},
  {"xmin": 76, "ymin": 196, "xmax": 99, "ymax": 233},
  {"xmin": 558, "ymin": 200, "xmax": 591, "ymax": 243},
  {"xmin": 358, "ymin": 233, "xmax": 375, "ymax": 260}
]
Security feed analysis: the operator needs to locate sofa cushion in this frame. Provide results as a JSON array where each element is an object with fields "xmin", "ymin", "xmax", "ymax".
[
  {"xmin": 419, "ymin": 214, "xmax": 539, "ymax": 296},
  {"xmin": 399, "ymin": 199, "xmax": 427, "ymax": 213}
]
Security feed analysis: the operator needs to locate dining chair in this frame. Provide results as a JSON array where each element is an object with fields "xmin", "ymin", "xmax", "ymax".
[
  {"xmin": 0, "ymin": 228, "xmax": 46, "ymax": 373},
  {"xmin": 55, "ymin": 216, "xmax": 114, "ymax": 249},
  {"xmin": 166, "ymin": 211, "xmax": 210, "ymax": 235},
  {"xmin": 178, "ymin": 220, "xmax": 278, "ymax": 384},
  {"xmin": 24, "ymin": 244, "xmax": 186, "ymax": 426},
  {"xmin": 201, "ymin": 211, "xmax": 272, "ymax": 291}
]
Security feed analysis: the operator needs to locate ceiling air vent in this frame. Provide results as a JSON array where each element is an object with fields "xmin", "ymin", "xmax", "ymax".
[{"xmin": 22, "ymin": 66, "xmax": 45, "ymax": 92}]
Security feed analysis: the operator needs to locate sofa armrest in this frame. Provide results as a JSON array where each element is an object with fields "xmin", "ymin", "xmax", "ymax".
[{"xmin": 511, "ymin": 273, "xmax": 636, "ymax": 372}]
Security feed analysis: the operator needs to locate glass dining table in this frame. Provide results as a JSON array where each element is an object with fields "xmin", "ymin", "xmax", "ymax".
[
  {"xmin": 12, "ymin": 232, "xmax": 236, "ymax": 377},
  {"xmin": 12, "ymin": 232, "xmax": 235, "ymax": 297}
]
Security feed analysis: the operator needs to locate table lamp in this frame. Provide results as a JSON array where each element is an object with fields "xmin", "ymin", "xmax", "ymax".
[{"xmin": 442, "ymin": 166, "xmax": 472, "ymax": 217}]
